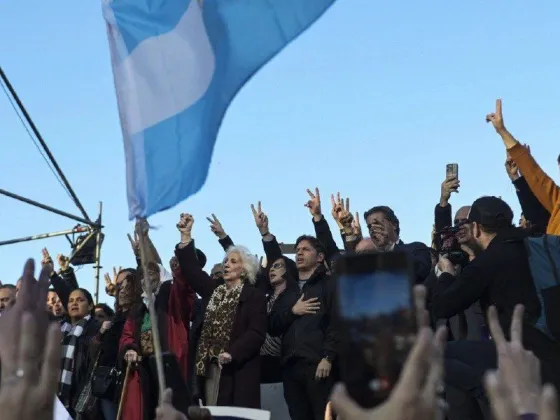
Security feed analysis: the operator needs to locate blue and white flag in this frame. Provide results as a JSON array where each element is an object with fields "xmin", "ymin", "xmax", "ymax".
[{"xmin": 102, "ymin": 0, "xmax": 337, "ymax": 219}]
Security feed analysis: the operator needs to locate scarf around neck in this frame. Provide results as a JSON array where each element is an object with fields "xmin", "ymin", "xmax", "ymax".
[{"xmin": 195, "ymin": 284, "xmax": 243, "ymax": 376}]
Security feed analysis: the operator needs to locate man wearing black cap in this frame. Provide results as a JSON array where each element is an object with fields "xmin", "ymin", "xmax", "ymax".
[{"xmin": 431, "ymin": 196, "xmax": 560, "ymax": 420}]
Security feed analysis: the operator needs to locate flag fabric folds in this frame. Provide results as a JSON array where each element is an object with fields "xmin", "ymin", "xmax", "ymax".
[{"xmin": 102, "ymin": 0, "xmax": 337, "ymax": 219}]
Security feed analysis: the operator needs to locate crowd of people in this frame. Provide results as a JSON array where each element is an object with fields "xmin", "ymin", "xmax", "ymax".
[{"xmin": 0, "ymin": 99, "xmax": 559, "ymax": 420}]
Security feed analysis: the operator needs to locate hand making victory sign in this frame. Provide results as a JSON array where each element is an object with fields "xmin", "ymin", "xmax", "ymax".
[
  {"xmin": 207, "ymin": 214, "xmax": 227, "ymax": 240},
  {"xmin": 251, "ymin": 201, "xmax": 270, "ymax": 236},
  {"xmin": 484, "ymin": 305, "xmax": 558, "ymax": 420},
  {"xmin": 305, "ymin": 187, "xmax": 322, "ymax": 222}
]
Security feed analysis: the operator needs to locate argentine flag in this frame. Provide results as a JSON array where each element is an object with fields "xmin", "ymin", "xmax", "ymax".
[{"xmin": 102, "ymin": 0, "xmax": 337, "ymax": 219}]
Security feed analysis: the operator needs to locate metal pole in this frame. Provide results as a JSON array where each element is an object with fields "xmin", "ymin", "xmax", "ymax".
[
  {"xmin": 0, "ymin": 189, "xmax": 100, "ymax": 228},
  {"xmin": 137, "ymin": 219, "xmax": 166, "ymax": 403},
  {"xmin": 0, "ymin": 66, "xmax": 91, "ymax": 222},
  {"xmin": 0, "ymin": 226, "xmax": 90, "ymax": 246},
  {"xmin": 93, "ymin": 202, "xmax": 103, "ymax": 304}
]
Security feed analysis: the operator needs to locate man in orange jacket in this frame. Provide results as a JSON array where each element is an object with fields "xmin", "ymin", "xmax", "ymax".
[{"xmin": 486, "ymin": 99, "xmax": 560, "ymax": 235}]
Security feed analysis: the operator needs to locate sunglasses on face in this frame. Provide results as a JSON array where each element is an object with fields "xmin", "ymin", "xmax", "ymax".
[
  {"xmin": 454, "ymin": 218, "xmax": 470, "ymax": 227},
  {"xmin": 271, "ymin": 262, "xmax": 285, "ymax": 269}
]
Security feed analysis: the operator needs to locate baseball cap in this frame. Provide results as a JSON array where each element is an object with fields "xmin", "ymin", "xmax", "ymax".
[{"xmin": 467, "ymin": 196, "xmax": 514, "ymax": 228}]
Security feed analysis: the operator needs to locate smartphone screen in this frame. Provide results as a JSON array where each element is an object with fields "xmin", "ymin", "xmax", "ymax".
[
  {"xmin": 446, "ymin": 163, "xmax": 459, "ymax": 179},
  {"xmin": 334, "ymin": 251, "xmax": 415, "ymax": 408}
]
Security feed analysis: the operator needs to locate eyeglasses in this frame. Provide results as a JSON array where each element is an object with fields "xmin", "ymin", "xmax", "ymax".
[{"xmin": 271, "ymin": 262, "xmax": 285, "ymax": 269}]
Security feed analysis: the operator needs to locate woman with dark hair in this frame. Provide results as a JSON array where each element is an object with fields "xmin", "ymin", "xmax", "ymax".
[
  {"xmin": 59, "ymin": 287, "xmax": 102, "ymax": 419},
  {"xmin": 119, "ymin": 226, "xmax": 196, "ymax": 420},
  {"xmin": 92, "ymin": 268, "xmax": 142, "ymax": 420}
]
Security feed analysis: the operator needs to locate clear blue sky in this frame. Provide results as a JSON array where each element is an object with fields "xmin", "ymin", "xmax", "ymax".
[{"xmin": 1, "ymin": 0, "xmax": 559, "ymax": 303}]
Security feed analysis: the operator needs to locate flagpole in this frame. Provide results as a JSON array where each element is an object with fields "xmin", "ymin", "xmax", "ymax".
[{"xmin": 136, "ymin": 218, "xmax": 166, "ymax": 404}]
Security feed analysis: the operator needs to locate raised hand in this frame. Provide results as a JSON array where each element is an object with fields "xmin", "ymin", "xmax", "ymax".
[
  {"xmin": 484, "ymin": 305, "xmax": 545, "ymax": 417},
  {"xmin": 127, "ymin": 231, "xmax": 140, "ymax": 257},
  {"xmin": 0, "ymin": 259, "xmax": 60, "ymax": 420},
  {"xmin": 177, "ymin": 213, "xmax": 194, "ymax": 242},
  {"xmin": 505, "ymin": 150, "xmax": 520, "ymax": 181},
  {"xmin": 486, "ymin": 98, "xmax": 505, "ymax": 132},
  {"xmin": 305, "ymin": 188, "xmax": 322, "ymax": 221},
  {"xmin": 41, "ymin": 248, "xmax": 53, "ymax": 268},
  {"xmin": 250, "ymin": 201, "xmax": 269, "ymax": 235},
  {"xmin": 440, "ymin": 177, "xmax": 459, "ymax": 206},
  {"xmin": 57, "ymin": 254, "xmax": 70, "ymax": 272},
  {"xmin": 331, "ymin": 192, "xmax": 353, "ymax": 228},
  {"xmin": 331, "ymin": 326, "xmax": 447, "ymax": 420},
  {"xmin": 207, "ymin": 214, "xmax": 227, "ymax": 240},
  {"xmin": 104, "ymin": 266, "xmax": 122, "ymax": 297}
]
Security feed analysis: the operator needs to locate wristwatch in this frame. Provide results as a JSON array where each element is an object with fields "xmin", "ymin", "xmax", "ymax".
[{"xmin": 323, "ymin": 355, "xmax": 333, "ymax": 363}]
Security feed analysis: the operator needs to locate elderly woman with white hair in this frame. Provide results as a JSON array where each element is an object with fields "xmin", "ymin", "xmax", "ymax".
[{"xmin": 175, "ymin": 213, "xmax": 267, "ymax": 409}]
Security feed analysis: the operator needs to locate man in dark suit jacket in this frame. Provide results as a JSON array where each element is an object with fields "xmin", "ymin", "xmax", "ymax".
[{"xmin": 364, "ymin": 206, "xmax": 432, "ymax": 284}]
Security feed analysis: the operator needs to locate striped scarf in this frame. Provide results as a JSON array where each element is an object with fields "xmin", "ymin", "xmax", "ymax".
[{"xmin": 59, "ymin": 315, "xmax": 91, "ymax": 407}]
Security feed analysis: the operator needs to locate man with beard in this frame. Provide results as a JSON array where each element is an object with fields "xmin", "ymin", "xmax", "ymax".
[
  {"xmin": 432, "ymin": 196, "xmax": 560, "ymax": 420},
  {"xmin": 364, "ymin": 206, "xmax": 431, "ymax": 284}
]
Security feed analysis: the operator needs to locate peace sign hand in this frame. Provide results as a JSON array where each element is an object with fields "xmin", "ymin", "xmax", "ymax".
[
  {"xmin": 104, "ymin": 266, "xmax": 122, "ymax": 297},
  {"xmin": 486, "ymin": 98, "xmax": 506, "ymax": 133},
  {"xmin": 206, "ymin": 214, "xmax": 227, "ymax": 240},
  {"xmin": 330, "ymin": 193, "xmax": 352, "ymax": 228},
  {"xmin": 250, "ymin": 202, "xmax": 269, "ymax": 235},
  {"xmin": 305, "ymin": 188, "xmax": 322, "ymax": 221},
  {"xmin": 127, "ymin": 232, "xmax": 140, "ymax": 257},
  {"xmin": 485, "ymin": 305, "xmax": 542, "ymax": 416}
]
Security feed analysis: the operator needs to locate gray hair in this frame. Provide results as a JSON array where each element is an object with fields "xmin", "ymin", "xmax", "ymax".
[{"xmin": 225, "ymin": 245, "xmax": 259, "ymax": 285}]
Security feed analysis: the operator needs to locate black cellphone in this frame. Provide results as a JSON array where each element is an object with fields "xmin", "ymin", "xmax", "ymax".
[
  {"xmin": 334, "ymin": 251, "xmax": 415, "ymax": 408},
  {"xmin": 149, "ymin": 352, "xmax": 190, "ymax": 414}
]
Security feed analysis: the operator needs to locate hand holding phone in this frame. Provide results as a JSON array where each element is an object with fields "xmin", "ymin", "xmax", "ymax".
[{"xmin": 334, "ymin": 251, "xmax": 416, "ymax": 408}]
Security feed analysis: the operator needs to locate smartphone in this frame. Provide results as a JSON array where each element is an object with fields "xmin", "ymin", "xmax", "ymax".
[
  {"xmin": 334, "ymin": 251, "xmax": 415, "ymax": 408},
  {"xmin": 149, "ymin": 352, "xmax": 190, "ymax": 414},
  {"xmin": 446, "ymin": 163, "xmax": 459, "ymax": 179}
]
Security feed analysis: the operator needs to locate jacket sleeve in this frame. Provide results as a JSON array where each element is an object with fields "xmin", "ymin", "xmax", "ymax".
[
  {"xmin": 218, "ymin": 235, "xmax": 234, "ymax": 252},
  {"xmin": 313, "ymin": 216, "xmax": 340, "ymax": 262},
  {"xmin": 406, "ymin": 242, "xmax": 432, "ymax": 284},
  {"xmin": 342, "ymin": 231, "xmax": 360, "ymax": 252},
  {"xmin": 431, "ymin": 256, "xmax": 492, "ymax": 319},
  {"xmin": 510, "ymin": 143, "xmax": 560, "ymax": 213},
  {"xmin": 434, "ymin": 204, "xmax": 452, "ymax": 251},
  {"xmin": 323, "ymin": 279, "xmax": 338, "ymax": 361},
  {"xmin": 262, "ymin": 235, "xmax": 284, "ymax": 263},
  {"xmin": 175, "ymin": 240, "xmax": 216, "ymax": 300},
  {"xmin": 118, "ymin": 316, "xmax": 139, "ymax": 360},
  {"xmin": 513, "ymin": 176, "xmax": 551, "ymax": 230},
  {"xmin": 228, "ymin": 290, "xmax": 267, "ymax": 365},
  {"xmin": 49, "ymin": 270, "xmax": 77, "ymax": 311},
  {"xmin": 268, "ymin": 291, "xmax": 299, "ymax": 337}
]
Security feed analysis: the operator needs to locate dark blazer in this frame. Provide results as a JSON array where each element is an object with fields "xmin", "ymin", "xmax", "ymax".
[
  {"xmin": 175, "ymin": 241, "xmax": 267, "ymax": 409},
  {"xmin": 394, "ymin": 240, "xmax": 432, "ymax": 284}
]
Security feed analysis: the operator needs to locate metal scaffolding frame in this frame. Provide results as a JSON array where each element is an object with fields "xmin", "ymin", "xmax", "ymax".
[{"xmin": 0, "ymin": 66, "xmax": 104, "ymax": 303}]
